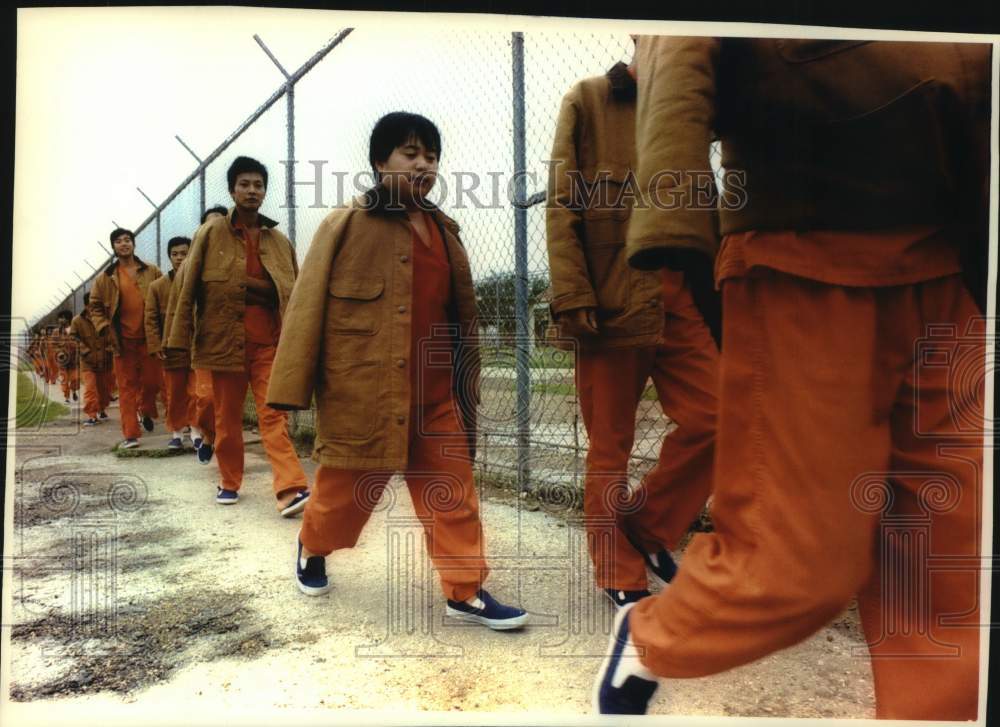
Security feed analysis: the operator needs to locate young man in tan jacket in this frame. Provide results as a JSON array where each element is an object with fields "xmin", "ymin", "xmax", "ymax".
[
  {"xmin": 547, "ymin": 44, "xmax": 719, "ymax": 609},
  {"xmin": 145, "ymin": 236, "xmax": 203, "ymax": 450},
  {"xmin": 89, "ymin": 228, "xmax": 163, "ymax": 448},
  {"xmin": 71, "ymin": 293, "xmax": 115, "ymax": 426},
  {"xmin": 594, "ymin": 37, "xmax": 989, "ymax": 721},
  {"xmin": 166, "ymin": 156, "xmax": 309, "ymax": 515}
]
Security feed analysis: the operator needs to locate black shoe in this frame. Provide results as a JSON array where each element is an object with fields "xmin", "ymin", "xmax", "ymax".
[
  {"xmin": 624, "ymin": 532, "xmax": 678, "ymax": 585},
  {"xmin": 604, "ymin": 589, "xmax": 652, "ymax": 609},
  {"xmin": 296, "ymin": 537, "xmax": 330, "ymax": 596},
  {"xmin": 99, "ymin": 411, "xmax": 109, "ymax": 420},
  {"xmin": 141, "ymin": 415, "xmax": 154, "ymax": 432},
  {"xmin": 593, "ymin": 603, "xmax": 659, "ymax": 714},
  {"xmin": 72, "ymin": 391, "xmax": 78, "ymax": 402}
]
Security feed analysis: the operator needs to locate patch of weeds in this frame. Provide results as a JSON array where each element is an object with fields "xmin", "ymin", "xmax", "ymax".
[
  {"xmin": 113, "ymin": 446, "xmax": 193, "ymax": 459},
  {"xmin": 9, "ymin": 589, "xmax": 279, "ymax": 700}
]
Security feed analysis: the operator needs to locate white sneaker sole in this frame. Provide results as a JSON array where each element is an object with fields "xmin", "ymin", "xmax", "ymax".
[
  {"xmin": 121, "ymin": 442, "xmax": 140, "ymax": 450},
  {"xmin": 216, "ymin": 496, "xmax": 239, "ymax": 505},
  {"xmin": 444, "ymin": 605, "xmax": 529, "ymax": 630},
  {"xmin": 297, "ymin": 579, "xmax": 331, "ymax": 597}
]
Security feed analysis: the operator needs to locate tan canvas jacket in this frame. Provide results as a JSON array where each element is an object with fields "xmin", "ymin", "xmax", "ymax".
[
  {"xmin": 546, "ymin": 61, "xmax": 665, "ymax": 350},
  {"xmin": 145, "ymin": 270, "xmax": 190, "ymax": 370},
  {"xmin": 165, "ymin": 207, "xmax": 299, "ymax": 371},
  {"xmin": 88, "ymin": 256, "xmax": 163, "ymax": 353},
  {"xmin": 69, "ymin": 311, "xmax": 113, "ymax": 373},
  {"xmin": 266, "ymin": 191, "xmax": 481, "ymax": 471}
]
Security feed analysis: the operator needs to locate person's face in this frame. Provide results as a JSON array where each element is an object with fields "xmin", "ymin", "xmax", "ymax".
[
  {"xmin": 375, "ymin": 135, "xmax": 439, "ymax": 204},
  {"xmin": 168, "ymin": 244, "xmax": 190, "ymax": 272},
  {"xmin": 112, "ymin": 233, "xmax": 134, "ymax": 258},
  {"xmin": 230, "ymin": 173, "xmax": 266, "ymax": 211}
]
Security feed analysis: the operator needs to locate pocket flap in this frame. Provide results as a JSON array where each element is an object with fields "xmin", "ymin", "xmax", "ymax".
[{"xmin": 329, "ymin": 276, "xmax": 385, "ymax": 300}]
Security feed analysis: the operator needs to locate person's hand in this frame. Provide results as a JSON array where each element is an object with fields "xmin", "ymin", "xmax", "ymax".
[{"xmin": 557, "ymin": 307, "xmax": 599, "ymax": 338}]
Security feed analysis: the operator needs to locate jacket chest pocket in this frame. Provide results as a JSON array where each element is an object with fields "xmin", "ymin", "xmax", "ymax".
[
  {"xmin": 203, "ymin": 247, "xmax": 236, "ymax": 281},
  {"xmin": 328, "ymin": 275, "xmax": 385, "ymax": 335}
]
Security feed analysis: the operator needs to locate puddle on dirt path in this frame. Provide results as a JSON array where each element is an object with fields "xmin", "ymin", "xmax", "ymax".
[{"xmin": 9, "ymin": 588, "xmax": 282, "ymax": 701}]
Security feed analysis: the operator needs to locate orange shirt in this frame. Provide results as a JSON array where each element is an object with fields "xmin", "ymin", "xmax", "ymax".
[
  {"xmin": 117, "ymin": 266, "xmax": 146, "ymax": 340},
  {"xmin": 410, "ymin": 213, "xmax": 454, "ymax": 407},
  {"xmin": 716, "ymin": 225, "xmax": 962, "ymax": 288},
  {"xmin": 236, "ymin": 222, "xmax": 280, "ymax": 345}
]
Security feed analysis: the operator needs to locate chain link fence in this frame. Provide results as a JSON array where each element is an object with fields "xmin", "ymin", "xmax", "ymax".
[{"xmin": 34, "ymin": 28, "xmax": 724, "ymax": 498}]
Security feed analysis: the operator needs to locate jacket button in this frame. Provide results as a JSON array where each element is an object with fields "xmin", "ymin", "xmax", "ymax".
[
  {"xmin": 397, "ymin": 306, "xmax": 406, "ymax": 313},
  {"xmin": 396, "ymin": 416, "xmax": 405, "ymax": 425},
  {"xmin": 400, "ymin": 255, "xmax": 409, "ymax": 263},
  {"xmin": 396, "ymin": 359, "xmax": 406, "ymax": 368}
]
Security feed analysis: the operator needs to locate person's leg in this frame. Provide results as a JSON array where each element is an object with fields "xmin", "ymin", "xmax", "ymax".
[
  {"xmin": 300, "ymin": 468, "xmax": 392, "ymax": 554},
  {"xmin": 115, "ymin": 341, "xmax": 142, "ymax": 440},
  {"xmin": 625, "ymin": 282, "xmax": 718, "ymax": 553},
  {"xmin": 163, "ymin": 368, "xmax": 188, "ymax": 433},
  {"xmin": 404, "ymin": 400, "xmax": 489, "ymax": 602},
  {"xmin": 81, "ymin": 370, "xmax": 100, "ymax": 420},
  {"xmin": 855, "ymin": 275, "xmax": 983, "ymax": 721},
  {"xmin": 629, "ymin": 271, "xmax": 893, "ymax": 677},
  {"xmin": 98, "ymin": 370, "xmax": 113, "ymax": 412},
  {"xmin": 194, "ymin": 368, "xmax": 216, "ymax": 444},
  {"xmin": 139, "ymin": 346, "xmax": 161, "ymax": 420},
  {"xmin": 577, "ymin": 347, "xmax": 653, "ymax": 590},
  {"xmin": 184, "ymin": 368, "xmax": 198, "ymax": 431},
  {"xmin": 211, "ymin": 367, "xmax": 250, "ymax": 492},
  {"xmin": 246, "ymin": 342, "xmax": 308, "ymax": 501}
]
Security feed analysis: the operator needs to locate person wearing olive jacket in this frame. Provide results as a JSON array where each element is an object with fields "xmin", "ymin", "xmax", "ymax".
[
  {"xmin": 547, "ymin": 44, "xmax": 719, "ymax": 610},
  {"xmin": 266, "ymin": 112, "xmax": 528, "ymax": 630},
  {"xmin": 594, "ymin": 37, "xmax": 990, "ymax": 721},
  {"xmin": 166, "ymin": 156, "xmax": 309, "ymax": 515}
]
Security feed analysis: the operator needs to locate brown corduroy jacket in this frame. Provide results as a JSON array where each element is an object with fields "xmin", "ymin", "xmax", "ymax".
[
  {"xmin": 69, "ymin": 310, "xmax": 113, "ymax": 373},
  {"xmin": 628, "ymin": 37, "xmax": 992, "ymax": 308},
  {"xmin": 145, "ymin": 269, "xmax": 190, "ymax": 370},
  {"xmin": 89, "ymin": 257, "xmax": 163, "ymax": 353},
  {"xmin": 266, "ymin": 190, "xmax": 481, "ymax": 471},
  {"xmin": 165, "ymin": 207, "xmax": 299, "ymax": 371},
  {"xmin": 546, "ymin": 62, "xmax": 665, "ymax": 351}
]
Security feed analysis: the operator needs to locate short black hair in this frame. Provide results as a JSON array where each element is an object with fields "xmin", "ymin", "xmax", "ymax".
[
  {"xmin": 110, "ymin": 228, "xmax": 135, "ymax": 245},
  {"xmin": 369, "ymin": 112, "xmax": 442, "ymax": 182},
  {"xmin": 227, "ymin": 156, "xmax": 268, "ymax": 192},
  {"xmin": 200, "ymin": 205, "xmax": 228, "ymax": 224},
  {"xmin": 58, "ymin": 310, "xmax": 71, "ymax": 321},
  {"xmin": 167, "ymin": 236, "xmax": 192, "ymax": 253}
]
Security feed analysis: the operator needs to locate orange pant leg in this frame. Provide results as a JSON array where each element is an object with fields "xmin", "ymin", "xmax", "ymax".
[
  {"xmin": 114, "ymin": 340, "xmax": 143, "ymax": 439},
  {"xmin": 193, "ymin": 368, "xmax": 215, "ymax": 443},
  {"xmin": 163, "ymin": 368, "xmax": 192, "ymax": 432},
  {"xmin": 59, "ymin": 369, "xmax": 71, "ymax": 399},
  {"xmin": 626, "ymin": 283, "xmax": 718, "ymax": 553},
  {"xmin": 404, "ymin": 399, "xmax": 489, "ymax": 602},
  {"xmin": 211, "ymin": 367, "xmax": 250, "ymax": 492},
  {"xmin": 98, "ymin": 370, "xmax": 113, "ymax": 412},
  {"xmin": 81, "ymin": 370, "xmax": 100, "ymax": 419},
  {"xmin": 246, "ymin": 342, "xmax": 307, "ymax": 498},
  {"xmin": 141, "ymin": 351, "xmax": 162, "ymax": 420},
  {"xmin": 629, "ymin": 270, "xmax": 982, "ymax": 721},
  {"xmin": 301, "ymin": 468, "xmax": 393, "ymax": 554},
  {"xmin": 576, "ymin": 346, "xmax": 653, "ymax": 590}
]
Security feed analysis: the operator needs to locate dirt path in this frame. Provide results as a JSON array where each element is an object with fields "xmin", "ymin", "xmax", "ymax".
[{"xmin": 3, "ymin": 372, "xmax": 875, "ymax": 722}]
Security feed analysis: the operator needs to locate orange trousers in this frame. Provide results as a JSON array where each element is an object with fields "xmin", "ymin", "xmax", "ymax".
[
  {"xmin": 163, "ymin": 367, "xmax": 198, "ymax": 433},
  {"xmin": 630, "ymin": 270, "xmax": 982, "ymax": 721},
  {"xmin": 81, "ymin": 369, "xmax": 114, "ymax": 419},
  {"xmin": 112, "ymin": 338, "xmax": 161, "ymax": 439},
  {"xmin": 577, "ymin": 282, "xmax": 718, "ymax": 589},
  {"xmin": 44, "ymin": 351, "xmax": 58, "ymax": 384},
  {"xmin": 301, "ymin": 399, "xmax": 488, "ymax": 602},
  {"xmin": 193, "ymin": 368, "xmax": 215, "ymax": 444},
  {"xmin": 211, "ymin": 342, "xmax": 306, "ymax": 498},
  {"xmin": 58, "ymin": 366, "xmax": 80, "ymax": 399}
]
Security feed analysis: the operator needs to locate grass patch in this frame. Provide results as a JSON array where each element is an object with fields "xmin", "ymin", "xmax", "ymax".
[
  {"xmin": 531, "ymin": 380, "xmax": 658, "ymax": 401},
  {"xmin": 483, "ymin": 346, "xmax": 576, "ymax": 370},
  {"xmin": 113, "ymin": 446, "xmax": 194, "ymax": 458},
  {"xmin": 15, "ymin": 372, "xmax": 69, "ymax": 429}
]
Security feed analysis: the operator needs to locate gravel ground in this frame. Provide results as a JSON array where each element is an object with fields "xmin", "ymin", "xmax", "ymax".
[{"xmin": 3, "ymin": 371, "xmax": 875, "ymax": 724}]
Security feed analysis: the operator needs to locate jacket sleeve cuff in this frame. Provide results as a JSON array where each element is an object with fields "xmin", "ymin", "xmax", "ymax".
[{"xmin": 550, "ymin": 290, "xmax": 598, "ymax": 315}]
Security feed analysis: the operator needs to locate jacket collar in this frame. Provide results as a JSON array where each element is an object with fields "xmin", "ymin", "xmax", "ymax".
[
  {"xmin": 104, "ymin": 255, "xmax": 149, "ymax": 277},
  {"xmin": 356, "ymin": 185, "xmax": 461, "ymax": 236},
  {"xmin": 227, "ymin": 206, "xmax": 279, "ymax": 231},
  {"xmin": 606, "ymin": 60, "xmax": 636, "ymax": 102}
]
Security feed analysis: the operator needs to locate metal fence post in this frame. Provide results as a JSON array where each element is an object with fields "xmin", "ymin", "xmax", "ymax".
[
  {"xmin": 155, "ymin": 212, "xmax": 162, "ymax": 269},
  {"xmin": 199, "ymin": 168, "xmax": 206, "ymax": 217},
  {"xmin": 286, "ymin": 83, "xmax": 296, "ymax": 249},
  {"xmin": 511, "ymin": 32, "xmax": 531, "ymax": 492}
]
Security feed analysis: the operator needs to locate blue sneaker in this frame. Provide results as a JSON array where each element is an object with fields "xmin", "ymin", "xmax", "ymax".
[
  {"xmin": 296, "ymin": 537, "xmax": 330, "ymax": 596},
  {"xmin": 604, "ymin": 588, "xmax": 652, "ymax": 609},
  {"xmin": 625, "ymin": 532, "xmax": 679, "ymax": 585},
  {"xmin": 83, "ymin": 418, "xmax": 99, "ymax": 427},
  {"xmin": 280, "ymin": 490, "xmax": 310, "ymax": 518},
  {"xmin": 120, "ymin": 438, "xmax": 140, "ymax": 449},
  {"xmin": 216, "ymin": 488, "xmax": 238, "ymax": 505},
  {"xmin": 445, "ymin": 589, "xmax": 529, "ymax": 630},
  {"xmin": 593, "ymin": 602, "xmax": 659, "ymax": 714},
  {"xmin": 192, "ymin": 437, "xmax": 203, "ymax": 451},
  {"xmin": 198, "ymin": 442, "xmax": 214, "ymax": 465},
  {"xmin": 141, "ymin": 414, "xmax": 154, "ymax": 432},
  {"xmin": 167, "ymin": 437, "xmax": 183, "ymax": 450}
]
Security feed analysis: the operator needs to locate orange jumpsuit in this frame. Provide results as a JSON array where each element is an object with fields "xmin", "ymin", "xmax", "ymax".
[{"xmin": 114, "ymin": 268, "xmax": 161, "ymax": 439}]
